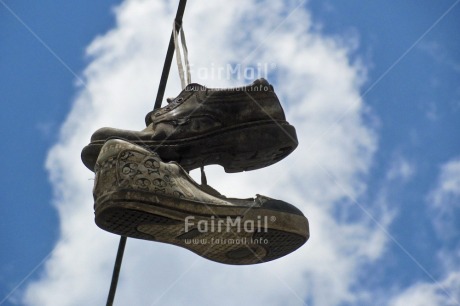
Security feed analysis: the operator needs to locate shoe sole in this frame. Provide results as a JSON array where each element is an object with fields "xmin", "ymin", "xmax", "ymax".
[
  {"xmin": 82, "ymin": 120, "xmax": 298, "ymax": 173},
  {"xmin": 95, "ymin": 190, "xmax": 309, "ymax": 265}
]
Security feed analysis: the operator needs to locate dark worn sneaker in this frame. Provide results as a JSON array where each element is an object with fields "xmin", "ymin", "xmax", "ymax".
[
  {"xmin": 82, "ymin": 78, "xmax": 298, "ymax": 173},
  {"xmin": 94, "ymin": 139, "xmax": 309, "ymax": 265}
]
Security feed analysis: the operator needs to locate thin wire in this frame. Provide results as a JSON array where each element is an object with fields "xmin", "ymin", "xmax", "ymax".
[
  {"xmin": 151, "ymin": 0, "xmax": 188, "ymax": 115},
  {"xmin": 106, "ymin": 1, "xmax": 188, "ymax": 305},
  {"xmin": 106, "ymin": 236, "xmax": 127, "ymax": 306}
]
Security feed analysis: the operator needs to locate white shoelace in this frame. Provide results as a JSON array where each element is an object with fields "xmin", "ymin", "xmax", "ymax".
[
  {"xmin": 173, "ymin": 21, "xmax": 209, "ymax": 183},
  {"xmin": 173, "ymin": 20, "xmax": 191, "ymax": 89}
]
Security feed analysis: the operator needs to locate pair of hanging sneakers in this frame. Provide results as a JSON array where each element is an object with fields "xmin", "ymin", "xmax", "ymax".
[{"xmin": 81, "ymin": 78, "xmax": 309, "ymax": 265}]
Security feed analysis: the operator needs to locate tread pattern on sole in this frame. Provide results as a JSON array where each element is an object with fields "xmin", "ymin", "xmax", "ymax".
[
  {"xmin": 253, "ymin": 229, "xmax": 306, "ymax": 263},
  {"xmin": 95, "ymin": 206, "xmax": 307, "ymax": 265},
  {"xmin": 96, "ymin": 207, "xmax": 181, "ymax": 240}
]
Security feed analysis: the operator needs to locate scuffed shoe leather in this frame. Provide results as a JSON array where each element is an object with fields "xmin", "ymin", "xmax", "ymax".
[{"xmin": 82, "ymin": 78, "xmax": 298, "ymax": 173}]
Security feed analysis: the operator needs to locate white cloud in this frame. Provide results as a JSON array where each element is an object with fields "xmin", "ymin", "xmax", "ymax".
[
  {"xmin": 431, "ymin": 158, "xmax": 460, "ymax": 204},
  {"xmin": 21, "ymin": 0, "xmax": 390, "ymax": 305},
  {"xmin": 418, "ymin": 41, "xmax": 460, "ymax": 73},
  {"xmin": 386, "ymin": 156, "xmax": 416, "ymax": 182},
  {"xmin": 388, "ymin": 272, "xmax": 460, "ymax": 306},
  {"xmin": 430, "ymin": 157, "xmax": 460, "ymax": 241},
  {"xmin": 388, "ymin": 157, "xmax": 460, "ymax": 306}
]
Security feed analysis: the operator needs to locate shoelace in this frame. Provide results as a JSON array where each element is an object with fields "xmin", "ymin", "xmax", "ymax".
[
  {"xmin": 173, "ymin": 20, "xmax": 191, "ymax": 89},
  {"xmin": 173, "ymin": 21, "xmax": 210, "ymax": 187}
]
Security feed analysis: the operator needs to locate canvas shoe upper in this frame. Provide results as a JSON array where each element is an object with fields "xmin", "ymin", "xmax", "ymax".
[{"xmin": 93, "ymin": 139, "xmax": 309, "ymax": 265}]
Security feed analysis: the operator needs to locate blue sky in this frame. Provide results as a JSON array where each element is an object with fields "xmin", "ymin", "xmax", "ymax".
[
  {"xmin": 1, "ymin": 0, "xmax": 459, "ymax": 305},
  {"xmin": 1, "ymin": 0, "xmax": 120, "ymax": 295}
]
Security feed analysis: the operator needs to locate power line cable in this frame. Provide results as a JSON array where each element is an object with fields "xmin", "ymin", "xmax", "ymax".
[{"xmin": 106, "ymin": 1, "xmax": 188, "ymax": 305}]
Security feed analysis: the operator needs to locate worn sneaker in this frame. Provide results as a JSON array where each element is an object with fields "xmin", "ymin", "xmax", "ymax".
[
  {"xmin": 82, "ymin": 78, "xmax": 298, "ymax": 173},
  {"xmin": 94, "ymin": 139, "xmax": 309, "ymax": 265}
]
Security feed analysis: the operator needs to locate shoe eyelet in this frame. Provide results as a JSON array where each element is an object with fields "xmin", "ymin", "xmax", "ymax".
[{"xmin": 176, "ymin": 98, "xmax": 184, "ymax": 103}]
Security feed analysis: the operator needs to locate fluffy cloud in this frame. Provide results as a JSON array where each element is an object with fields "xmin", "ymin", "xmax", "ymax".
[
  {"xmin": 22, "ymin": 0, "xmax": 389, "ymax": 305},
  {"xmin": 389, "ymin": 157, "xmax": 460, "ymax": 306},
  {"xmin": 389, "ymin": 272, "xmax": 460, "ymax": 306}
]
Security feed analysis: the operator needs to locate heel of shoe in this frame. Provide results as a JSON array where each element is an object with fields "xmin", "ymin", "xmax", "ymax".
[
  {"xmin": 173, "ymin": 121, "xmax": 298, "ymax": 172},
  {"xmin": 224, "ymin": 122, "xmax": 298, "ymax": 172}
]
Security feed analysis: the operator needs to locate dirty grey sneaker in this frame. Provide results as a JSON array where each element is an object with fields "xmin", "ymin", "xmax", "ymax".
[
  {"xmin": 82, "ymin": 78, "xmax": 298, "ymax": 173},
  {"xmin": 94, "ymin": 139, "xmax": 309, "ymax": 265}
]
